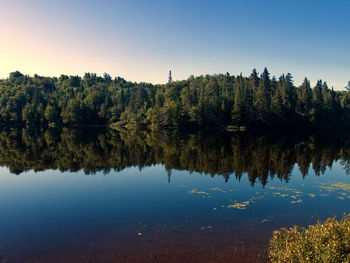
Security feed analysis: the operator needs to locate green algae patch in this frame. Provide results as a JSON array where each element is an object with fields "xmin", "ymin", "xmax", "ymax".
[
  {"xmin": 188, "ymin": 189, "xmax": 212, "ymax": 198},
  {"xmin": 227, "ymin": 200, "xmax": 250, "ymax": 210},
  {"xmin": 291, "ymin": 199, "xmax": 303, "ymax": 204}
]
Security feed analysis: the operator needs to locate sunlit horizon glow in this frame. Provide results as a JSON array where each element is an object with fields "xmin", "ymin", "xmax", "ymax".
[{"xmin": 0, "ymin": 0, "xmax": 349, "ymax": 89}]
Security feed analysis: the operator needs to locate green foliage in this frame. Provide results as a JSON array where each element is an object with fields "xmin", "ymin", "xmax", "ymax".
[
  {"xmin": 44, "ymin": 105, "xmax": 59, "ymax": 123},
  {"xmin": 0, "ymin": 69, "xmax": 349, "ymax": 130},
  {"xmin": 269, "ymin": 215, "xmax": 350, "ymax": 263}
]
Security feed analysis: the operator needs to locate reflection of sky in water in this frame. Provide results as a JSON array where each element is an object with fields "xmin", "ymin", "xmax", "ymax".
[{"xmin": 0, "ymin": 161, "xmax": 349, "ymax": 261}]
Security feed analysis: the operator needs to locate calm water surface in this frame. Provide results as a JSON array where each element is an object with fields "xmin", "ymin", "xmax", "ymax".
[{"xmin": 0, "ymin": 128, "xmax": 350, "ymax": 263}]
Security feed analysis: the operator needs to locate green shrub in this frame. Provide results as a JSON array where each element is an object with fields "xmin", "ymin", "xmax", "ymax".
[{"xmin": 269, "ymin": 215, "xmax": 350, "ymax": 263}]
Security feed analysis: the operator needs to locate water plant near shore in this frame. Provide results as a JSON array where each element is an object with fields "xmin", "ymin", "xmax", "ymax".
[{"xmin": 269, "ymin": 215, "xmax": 350, "ymax": 263}]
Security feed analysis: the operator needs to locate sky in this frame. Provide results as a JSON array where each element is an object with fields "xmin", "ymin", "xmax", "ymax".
[{"xmin": 0, "ymin": 0, "xmax": 349, "ymax": 89}]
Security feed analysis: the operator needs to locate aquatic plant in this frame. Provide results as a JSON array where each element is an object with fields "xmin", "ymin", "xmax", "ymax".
[{"xmin": 269, "ymin": 215, "xmax": 350, "ymax": 263}]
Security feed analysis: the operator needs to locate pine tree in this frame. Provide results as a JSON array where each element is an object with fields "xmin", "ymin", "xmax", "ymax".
[
  {"xmin": 297, "ymin": 78, "xmax": 312, "ymax": 116},
  {"xmin": 254, "ymin": 68, "xmax": 271, "ymax": 123}
]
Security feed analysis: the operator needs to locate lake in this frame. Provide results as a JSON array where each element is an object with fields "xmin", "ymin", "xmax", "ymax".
[{"xmin": 0, "ymin": 128, "xmax": 349, "ymax": 263}]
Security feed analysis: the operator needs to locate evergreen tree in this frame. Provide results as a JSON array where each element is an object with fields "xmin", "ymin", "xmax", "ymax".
[
  {"xmin": 297, "ymin": 78, "xmax": 312, "ymax": 116},
  {"xmin": 254, "ymin": 68, "xmax": 271, "ymax": 123}
]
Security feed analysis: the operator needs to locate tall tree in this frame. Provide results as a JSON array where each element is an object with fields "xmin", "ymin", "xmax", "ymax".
[{"xmin": 254, "ymin": 68, "xmax": 271, "ymax": 123}]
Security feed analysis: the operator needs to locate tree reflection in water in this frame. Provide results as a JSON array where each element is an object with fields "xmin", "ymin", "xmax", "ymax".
[{"xmin": 1, "ymin": 127, "xmax": 349, "ymax": 186}]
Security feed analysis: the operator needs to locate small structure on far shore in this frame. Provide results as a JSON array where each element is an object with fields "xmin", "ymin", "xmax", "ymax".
[{"xmin": 168, "ymin": 70, "xmax": 173, "ymax": 83}]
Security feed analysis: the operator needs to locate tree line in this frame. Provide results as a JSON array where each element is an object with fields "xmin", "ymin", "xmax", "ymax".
[{"xmin": 0, "ymin": 69, "xmax": 350, "ymax": 130}]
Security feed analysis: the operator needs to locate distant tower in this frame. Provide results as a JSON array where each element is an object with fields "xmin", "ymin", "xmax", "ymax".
[{"xmin": 168, "ymin": 70, "xmax": 173, "ymax": 83}]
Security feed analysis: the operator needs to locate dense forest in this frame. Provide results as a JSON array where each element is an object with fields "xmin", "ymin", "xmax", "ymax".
[
  {"xmin": 1, "ymin": 69, "xmax": 350, "ymax": 131},
  {"xmin": 1, "ymin": 127, "xmax": 350, "ymax": 185}
]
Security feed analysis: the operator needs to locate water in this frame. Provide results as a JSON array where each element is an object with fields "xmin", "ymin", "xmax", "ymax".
[{"xmin": 0, "ymin": 128, "xmax": 349, "ymax": 262}]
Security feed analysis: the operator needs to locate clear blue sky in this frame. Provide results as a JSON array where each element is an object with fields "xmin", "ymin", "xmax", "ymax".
[{"xmin": 0, "ymin": 0, "xmax": 349, "ymax": 89}]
